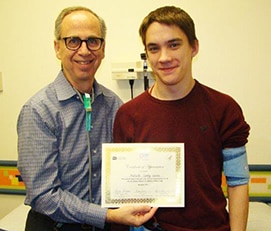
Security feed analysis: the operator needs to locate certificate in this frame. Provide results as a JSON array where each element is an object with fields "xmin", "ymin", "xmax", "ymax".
[{"xmin": 101, "ymin": 143, "xmax": 185, "ymax": 208}]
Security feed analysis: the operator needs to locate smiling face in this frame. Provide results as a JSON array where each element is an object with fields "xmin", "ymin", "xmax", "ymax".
[
  {"xmin": 54, "ymin": 10, "xmax": 105, "ymax": 91},
  {"xmin": 145, "ymin": 22, "xmax": 198, "ymax": 89}
]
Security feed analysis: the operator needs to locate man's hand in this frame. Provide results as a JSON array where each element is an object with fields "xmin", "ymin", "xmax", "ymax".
[{"xmin": 106, "ymin": 205, "xmax": 158, "ymax": 226}]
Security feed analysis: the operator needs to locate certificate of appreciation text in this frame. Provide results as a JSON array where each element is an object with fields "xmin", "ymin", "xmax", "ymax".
[{"xmin": 101, "ymin": 143, "xmax": 185, "ymax": 207}]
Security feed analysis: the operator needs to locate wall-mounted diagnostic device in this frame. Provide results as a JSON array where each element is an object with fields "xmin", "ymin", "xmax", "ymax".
[
  {"xmin": 111, "ymin": 61, "xmax": 154, "ymax": 80},
  {"xmin": 112, "ymin": 53, "xmax": 155, "ymax": 99},
  {"xmin": 140, "ymin": 53, "xmax": 149, "ymax": 90}
]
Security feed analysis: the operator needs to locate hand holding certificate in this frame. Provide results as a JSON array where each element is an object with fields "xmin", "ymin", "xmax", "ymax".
[{"xmin": 102, "ymin": 143, "xmax": 185, "ymax": 208}]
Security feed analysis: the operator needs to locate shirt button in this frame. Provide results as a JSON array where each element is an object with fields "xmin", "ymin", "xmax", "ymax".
[
  {"xmin": 93, "ymin": 149, "xmax": 97, "ymax": 154},
  {"xmin": 93, "ymin": 173, "xmax": 97, "ymax": 177}
]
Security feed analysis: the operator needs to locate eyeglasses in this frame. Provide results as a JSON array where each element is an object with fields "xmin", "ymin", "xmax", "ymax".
[{"xmin": 61, "ymin": 37, "xmax": 104, "ymax": 51}]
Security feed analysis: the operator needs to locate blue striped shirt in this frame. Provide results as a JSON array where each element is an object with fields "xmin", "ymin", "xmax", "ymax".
[{"xmin": 17, "ymin": 71, "xmax": 122, "ymax": 228}]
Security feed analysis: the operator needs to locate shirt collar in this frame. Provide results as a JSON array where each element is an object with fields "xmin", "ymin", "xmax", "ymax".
[{"xmin": 54, "ymin": 70, "xmax": 105, "ymax": 102}]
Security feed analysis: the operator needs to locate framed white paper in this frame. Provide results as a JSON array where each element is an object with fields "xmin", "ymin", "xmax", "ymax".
[{"xmin": 102, "ymin": 143, "xmax": 185, "ymax": 208}]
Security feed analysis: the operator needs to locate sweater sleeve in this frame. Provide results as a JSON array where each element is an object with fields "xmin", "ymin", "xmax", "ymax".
[
  {"xmin": 113, "ymin": 104, "xmax": 134, "ymax": 143},
  {"xmin": 218, "ymin": 96, "xmax": 250, "ymax": 149}
]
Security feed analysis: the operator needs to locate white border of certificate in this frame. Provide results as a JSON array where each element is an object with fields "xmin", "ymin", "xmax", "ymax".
[{"xmin": 102, "ymin": 143, "xmax": 185, "ymax": 208}]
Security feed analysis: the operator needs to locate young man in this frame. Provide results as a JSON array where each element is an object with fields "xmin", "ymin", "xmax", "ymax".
[
  {"xmin": 114, "ymin": 6, "xmax": 250, "ymax": 231},
  {"xmin": 17, "ymin": 6, "xmax": 156, "ymax": 231}
]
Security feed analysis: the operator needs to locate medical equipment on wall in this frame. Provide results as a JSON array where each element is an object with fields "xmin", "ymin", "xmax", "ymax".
[
  {"xmin": 140, "ymin": 53, "xmax": 149, "ymax": 90},
  {"xmin": 111, "ymin": 54, "xmax": 154, "ymax": 99}
]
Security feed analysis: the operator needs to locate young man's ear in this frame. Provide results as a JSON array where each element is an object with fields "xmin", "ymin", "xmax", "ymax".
[{"xmin": 192, "ymin": 40, "xmax": 199, "ymax": 58}]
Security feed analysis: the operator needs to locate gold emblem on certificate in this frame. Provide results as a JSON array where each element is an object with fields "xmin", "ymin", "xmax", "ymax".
[{"xmin": 102, "ymin": 143, "xmax": 185, "ymax": 207}]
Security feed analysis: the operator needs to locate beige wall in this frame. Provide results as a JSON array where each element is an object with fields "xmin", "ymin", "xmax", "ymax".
[
  {"xmin": 0, "ymin": 194, "xmax": 25, "ymax": 219},
  {"xmin": 0, "ymin": 0, "xmax": 270, "ymax": 164}
]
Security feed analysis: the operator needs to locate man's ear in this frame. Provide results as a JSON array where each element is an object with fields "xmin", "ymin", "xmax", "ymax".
[
  {"xmin": 101, "ymin": 41, "xmax": 105, "ymax": 60},
  {"xmin": 54, "ymin": 40, "xmax": 61, "ymax": 60},
  {"xmin": 192, "ymin": 40, "xmax": 199, "ymax": 58}
]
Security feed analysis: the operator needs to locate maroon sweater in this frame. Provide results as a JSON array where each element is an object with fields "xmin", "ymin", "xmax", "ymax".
[{"xmin": 113, "ymin": 80, "xmax": 250, "ymax": 231}]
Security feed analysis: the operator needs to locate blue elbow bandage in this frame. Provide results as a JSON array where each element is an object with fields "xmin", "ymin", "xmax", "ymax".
[{"xmin": 222, "ymin": 146, "xmax": 250, "ymax": 186}]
